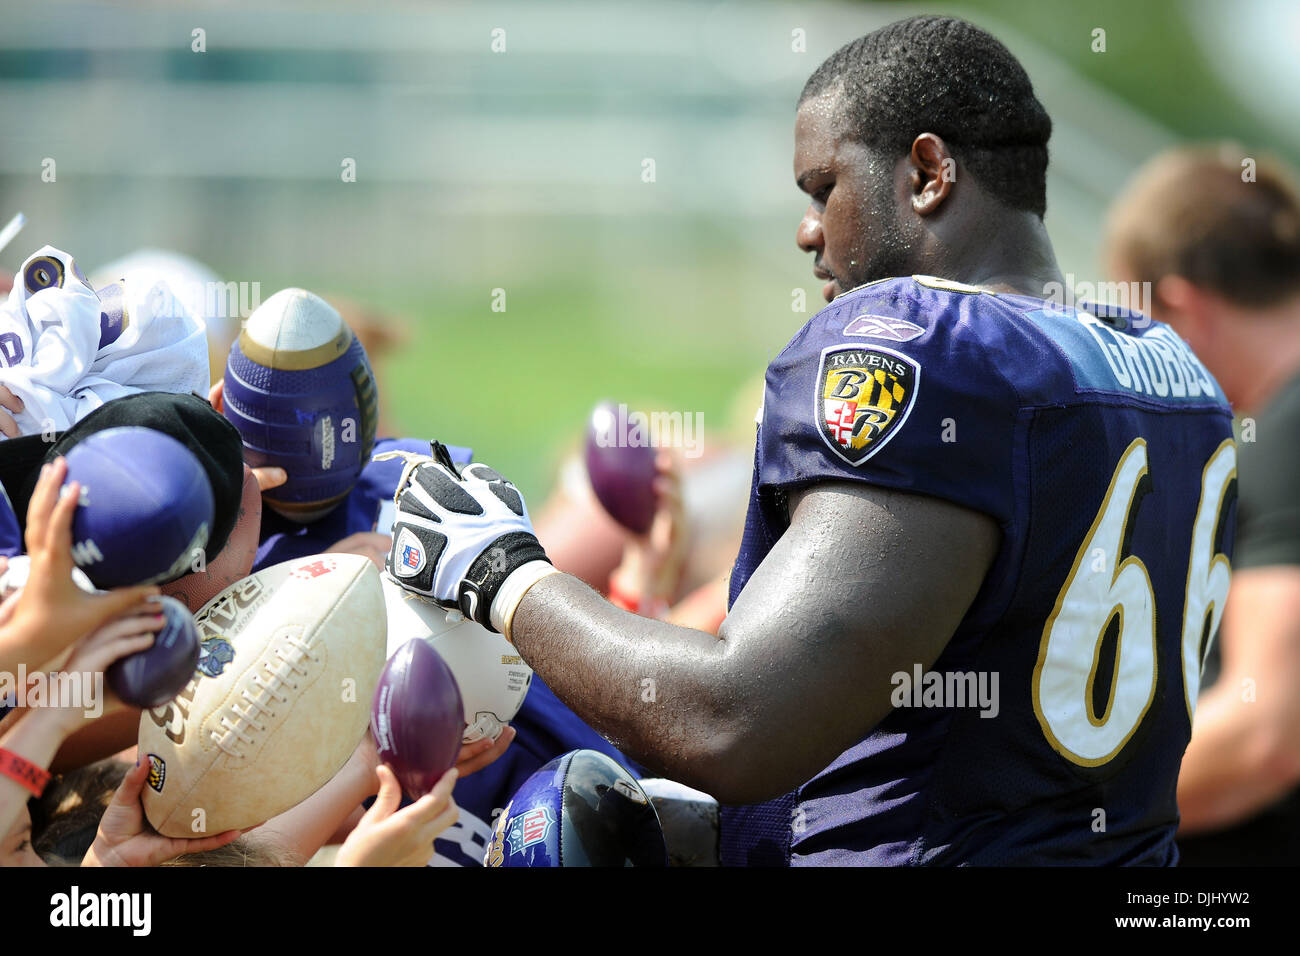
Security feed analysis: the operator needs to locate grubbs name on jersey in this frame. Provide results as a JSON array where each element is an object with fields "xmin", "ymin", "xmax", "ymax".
[{"xmin": 1075, "ymin": 311, "xmax": 1217, "ymax": 400}]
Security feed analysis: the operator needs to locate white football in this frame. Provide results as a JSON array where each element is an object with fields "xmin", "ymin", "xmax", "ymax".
[
  {"xmin": 139, "ymin": 553, "xmax": 387, "ymax": 838},
  {"xmin": 381, "ymin": 573, "xmax": 532, "ymax": 743}
]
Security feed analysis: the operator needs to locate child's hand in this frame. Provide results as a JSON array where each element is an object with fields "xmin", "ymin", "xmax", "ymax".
[
  {"xmin": 335, "ymin": 765, "xmax": 459, "ymax": 867},
  {"xmin": 48, "ymin": 603, "xmax": 163, "ymax": 734},
  {"xmin": 83, "ymin": 760, "xmax": 242, "ymax": 867},
  {"xmin": 455, "ymin": 725, "xmax": 516, "ymax": 776},
  {"xmin": 5, "ymin": 459, "xmax": 158, "ymax": 669},
  {"xmin": 0, "ymin": 384, "xmax": 22, "ymax": 439}
]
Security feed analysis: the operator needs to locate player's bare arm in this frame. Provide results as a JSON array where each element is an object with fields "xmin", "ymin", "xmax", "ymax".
[
  {"xmin": 509, "ymin": 481, "xmax": 999, "ymax": 804},
  {"xmin": 382, "ymin": 442, "xmax": 1000, "ymax": 805}
]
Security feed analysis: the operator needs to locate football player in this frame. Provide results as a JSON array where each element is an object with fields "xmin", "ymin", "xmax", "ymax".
[{"xmin": 383, "ymin": 15, "xmax": 1236, "ymax": 864}]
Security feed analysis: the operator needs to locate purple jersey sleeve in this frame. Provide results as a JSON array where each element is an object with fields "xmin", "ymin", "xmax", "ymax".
[{"xmin": 755, "ymin": 276, "xmax": 1037, "ymax": 528}]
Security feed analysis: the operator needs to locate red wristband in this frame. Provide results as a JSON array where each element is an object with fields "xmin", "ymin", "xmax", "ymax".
[{"xmin": 0, "ymin": 748, "xmax": 51, "ymax": 797}]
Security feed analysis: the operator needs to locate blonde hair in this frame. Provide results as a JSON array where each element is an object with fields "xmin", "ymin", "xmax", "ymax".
[
  {"xmin": 1106, "ymin": 144, "xmax": 1300, "ymax": 308},
  {"xmin": 160, "ymin": 835, "xmax": 294, "ymax": 867}
]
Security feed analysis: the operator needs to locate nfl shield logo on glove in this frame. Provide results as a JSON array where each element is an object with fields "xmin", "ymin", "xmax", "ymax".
[
  {"xmin": 394, "ymin": 528, "xmax": 425, "ymax": 576},
  {"xmin": 815, "ymin": 344, "xmax": 920, "ymax": 466}
]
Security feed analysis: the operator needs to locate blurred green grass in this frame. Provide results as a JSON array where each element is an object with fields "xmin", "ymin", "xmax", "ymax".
[{"xmin": 378, "ymin": 277, "xmax": 771, "ymax": 501}]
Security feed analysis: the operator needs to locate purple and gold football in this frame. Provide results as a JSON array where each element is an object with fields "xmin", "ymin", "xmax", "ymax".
[
  {"xmin": 106, "ymin": 596, "xmax": 200, "ymax": 709},
  {"xmin": 223, "ymin": 288, "xmax": 378, "ymax": 523},
  {"xmin": 584, "ymin": 401, "xmax": 657, "ymax": 535},
  {"xmin": 63, "ymin": 426, "xmax": 215, "ymax": 588},
  {"xmin": 371, "ymin": 638, "xmax": 466, "ymax": 799}
]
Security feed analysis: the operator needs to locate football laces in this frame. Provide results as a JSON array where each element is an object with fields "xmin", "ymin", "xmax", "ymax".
[{"xmin": 210, "ymin": 635, "xmax": 317, "ymax": 759}]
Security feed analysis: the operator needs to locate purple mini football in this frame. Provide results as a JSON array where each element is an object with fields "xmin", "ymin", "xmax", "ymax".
[
  {"xmin": 585, "ymin": 401, "xmax": 657, "ymax": 535},
  {"xmin": 63, "ymin": 426, "xmax": 215, "ymax": 588},
  {"xmin": 371, "ymin": 638, "xmax": 466, "ymax": 799},
  {"xmin": 106, "ymin": 596, "xmax": 200, "ymax": 709}
]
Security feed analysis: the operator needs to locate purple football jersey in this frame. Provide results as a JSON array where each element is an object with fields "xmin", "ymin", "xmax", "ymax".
[{"xmin": 723, "ymin": 276, "xmax": 1236, "ymax": 866}]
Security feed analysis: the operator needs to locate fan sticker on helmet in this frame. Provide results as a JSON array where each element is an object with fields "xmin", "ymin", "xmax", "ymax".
[
  {"xmin": 508, "ymin": 806, "xmax": 555, "ymax": 853},
  {"xmin": 816, "ymin": 344, "xmax": 920, "ymax": 466},
  {"xmin": 843, "ymin": 313, "xmax": 925, "ymax": 343},
  {"xmin": 394, "ymin": 528, "xmax": 425, "ymax": 577}
]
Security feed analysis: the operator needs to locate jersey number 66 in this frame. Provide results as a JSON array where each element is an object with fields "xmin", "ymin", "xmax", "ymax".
[{"xmin": 1032, "ymin": 437, "xmax": 1236, "ymax": 767}]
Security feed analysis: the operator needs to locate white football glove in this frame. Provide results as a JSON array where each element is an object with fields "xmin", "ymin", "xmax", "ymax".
[{"xmin": 381, "ymin": 441, "xmax": 555, "ymax": 634}]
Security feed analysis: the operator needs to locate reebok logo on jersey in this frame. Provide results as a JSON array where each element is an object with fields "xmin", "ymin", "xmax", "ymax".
[
  {"xmin": 816, "ymin": 345, "xmax": 920, "ymax": 465},
  {"xmin": 843, "ymin": 313, "xmax": 925, "ymax": 343}
]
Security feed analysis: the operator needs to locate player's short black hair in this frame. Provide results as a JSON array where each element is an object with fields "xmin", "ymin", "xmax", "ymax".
[{"xmin": 800, "ymin": 15, "xmax": 1052, "ymax": 217}]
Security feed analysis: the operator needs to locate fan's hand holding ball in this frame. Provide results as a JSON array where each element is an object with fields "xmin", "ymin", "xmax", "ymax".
[
  {"xmin": 46, "ymin": 602, "xmax": 167, "ymax": 735},
  {"xmin": 370, "ymin": 638, "xmax": 465, "ymax": 799},
  {"xmin": 84, "ymin": 759, "xmax": 243, "ymax": 868},
  {"xmin": 336, "ymin": 763, "xmax": 459, "ymax": 868},
  {"xmin": 5, "ymin": 457, "xmax": 161, "ymax": 673},
  {"xmin": 207, "ymin": 381, "xmax": 288, "ymax": 496},
  {"xmin": 106, "ymin": 595, "xmax": 200, "ymax": 708},
  {"xmin": 383, "ymin": 441, "xmax": 555, "ymax": 634}
]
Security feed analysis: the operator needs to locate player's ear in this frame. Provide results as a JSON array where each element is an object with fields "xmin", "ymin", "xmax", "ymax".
[{"xmin": 908, "ymin": 133, "xmax": 954, "ymax": 216}]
